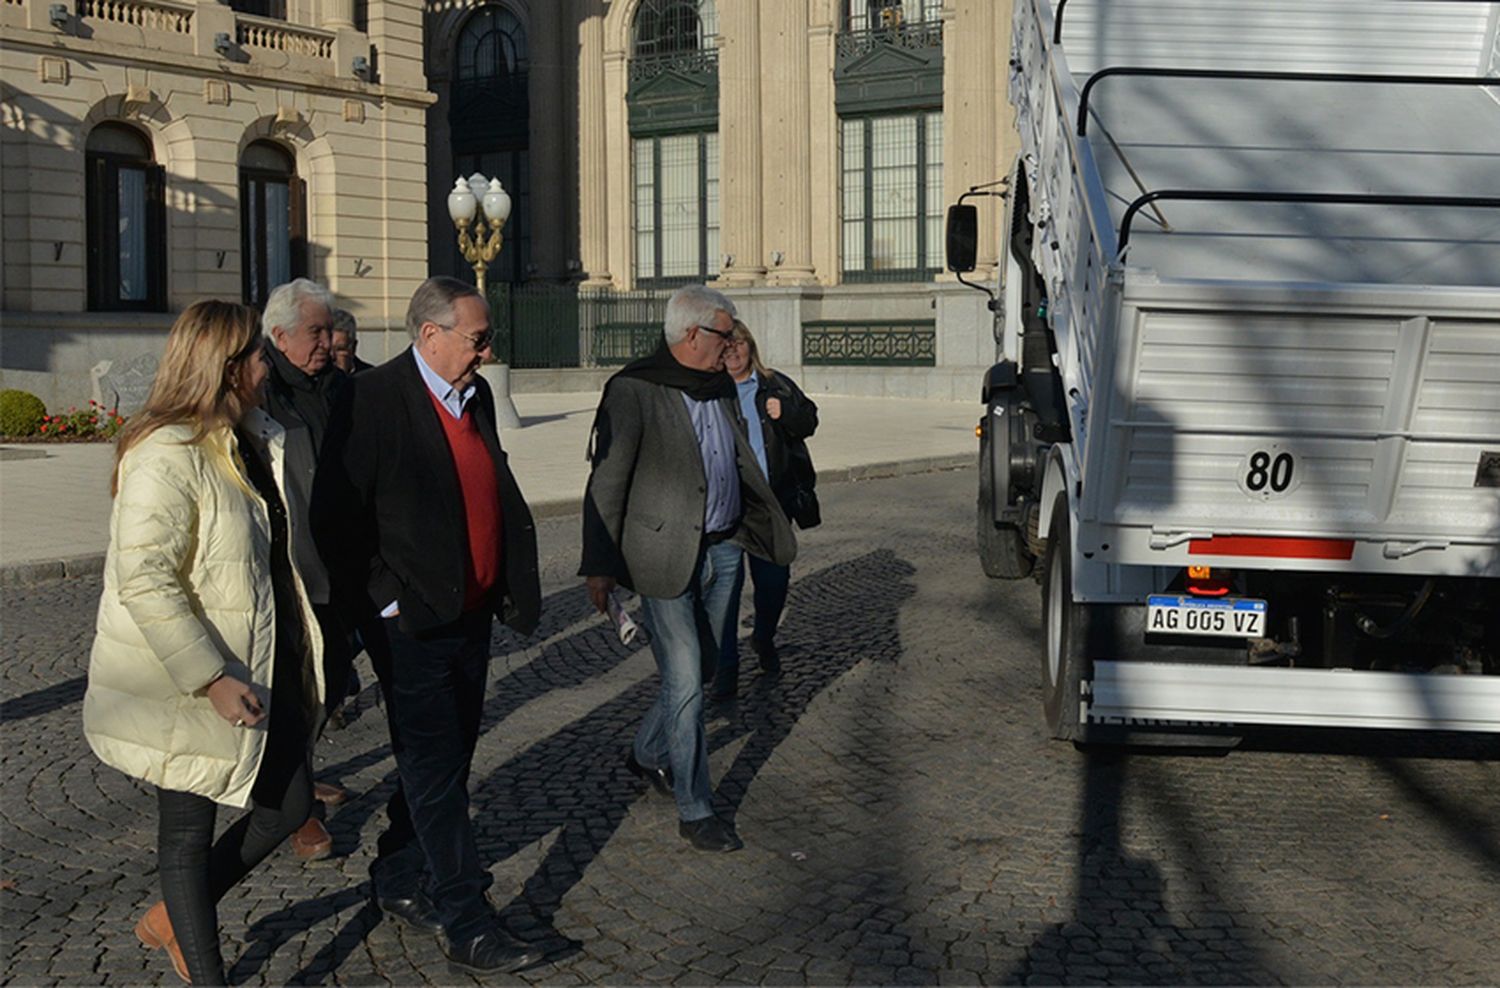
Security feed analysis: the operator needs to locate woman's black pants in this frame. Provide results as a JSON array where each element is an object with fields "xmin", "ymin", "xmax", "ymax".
[{"xmin": 154, "ymin": 717, "xmax": 312, "ymax": 985}]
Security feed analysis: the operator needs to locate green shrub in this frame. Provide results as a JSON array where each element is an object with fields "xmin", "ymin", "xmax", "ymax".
[{"xmin": 0, "ymin": 389, "xmax": 47, "ymax": 437}]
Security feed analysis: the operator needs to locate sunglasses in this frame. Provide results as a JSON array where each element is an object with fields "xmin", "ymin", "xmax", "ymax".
[{"xmin": 696, "ymin": 324, "xmax": 734, "ymax": 343}]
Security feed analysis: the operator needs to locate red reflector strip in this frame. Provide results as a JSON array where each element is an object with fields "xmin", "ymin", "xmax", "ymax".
[{"xmin": 1188, "ymin": 536, "xmax": 1354, "ymax": 560}]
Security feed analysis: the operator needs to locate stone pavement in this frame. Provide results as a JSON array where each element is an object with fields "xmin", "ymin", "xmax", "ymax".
[
  {"xmin": 2, "ymin": 470, "xmax": 1498, "ymax": 986},
  {"xmin": 0, "ymin": 392, "xmax": 976, "ymax": 585}
]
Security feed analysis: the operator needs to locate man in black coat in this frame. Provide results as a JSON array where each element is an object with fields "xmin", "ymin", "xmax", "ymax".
[
  {"xmin": 260, "ymin": 277, "xmax": 351, "ymax": 860},
  {"xmin": 320, "ymin": 276, "xmax": 543, "ymax": 976}
]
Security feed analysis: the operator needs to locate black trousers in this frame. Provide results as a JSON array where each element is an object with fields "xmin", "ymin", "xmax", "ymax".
[
  {"xmin": 366, "ymin": 609, "xmax": 494, "ymax": 942},
  {"xmin": 155, "ymin": 715, "xmax": 313, "ymax": 985}
]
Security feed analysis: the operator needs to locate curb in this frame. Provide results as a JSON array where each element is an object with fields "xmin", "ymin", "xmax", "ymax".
[{"xmin": 0, "ymin": 454, "xmax": 974, "ymax": 587}]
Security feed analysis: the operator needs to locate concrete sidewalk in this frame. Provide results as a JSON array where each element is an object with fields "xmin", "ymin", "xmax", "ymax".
[{"xmin": 0, "ymin": 392, "xmax": 977, "ymax": 585}]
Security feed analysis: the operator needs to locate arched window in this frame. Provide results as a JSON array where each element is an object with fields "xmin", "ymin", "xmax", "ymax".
[
  {"xmin": 632, "ymin": 0, "xmax": 713, "ymax": 58},
  {"xmin": 238, "ymin": 141, "xmax": 306, "ymax": 308},
  {"xmin": 86, "ymin": 123, "xmax": 165, "ymax": 311},
  {"xmin": 450, "ymin": 5, "xmax": 530, "ymax": 284}
]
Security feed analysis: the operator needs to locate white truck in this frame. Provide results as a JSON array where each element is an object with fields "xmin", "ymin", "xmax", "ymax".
[{"xmin": 947, "ymin": 0, "xmax": 1500, "ymax": 741}]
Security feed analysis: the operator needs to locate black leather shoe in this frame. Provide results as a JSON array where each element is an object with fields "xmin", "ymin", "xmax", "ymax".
[
  {"xmin": 709, "ymin": 677, "xmax": 738, "ymax": 702},
  {"xmin": 679, "ymin": 814, "xmax": 744, "ymax": 852},
  {"xmin": 625, "ymin": 751, "xmax": 674, "ymax": 798},
  {"xmin": 443, "ymin": 928, "xmax": 546, "ymax": 975},
  {"xmin": 374, "ymin": 889, "xmax": 442, "ymax": 934},
  {"xmin": 751, "ymin": 637, "xmax": 781, "ymax": 678}
]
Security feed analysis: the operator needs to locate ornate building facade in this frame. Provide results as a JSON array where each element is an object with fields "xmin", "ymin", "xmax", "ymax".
[
  {"xmin": 423, "ymin": 0, "xmax": 1018, "ymax": 397},
  {"xmin": 1, "ymin": 0, "xmax": 432, "ymax": 406},
  {"xmin": 2, "ymin": 0, "xmax": 1017, "ymax": 405}
]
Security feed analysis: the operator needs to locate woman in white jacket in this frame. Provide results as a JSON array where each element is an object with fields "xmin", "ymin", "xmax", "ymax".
[{"xmin": 83, "ymin": 300, "xmax": 324, "ymax": 985}]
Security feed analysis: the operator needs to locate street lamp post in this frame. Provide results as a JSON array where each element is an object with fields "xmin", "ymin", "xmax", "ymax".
[{"xmin": 447, "ymin": 173, "xmax": 522, "ymax": 429}]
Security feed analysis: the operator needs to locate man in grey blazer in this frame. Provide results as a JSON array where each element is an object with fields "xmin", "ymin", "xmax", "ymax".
[{"xmin": 581, "ymin": 284, "xmax": 795, "ymax": 852}]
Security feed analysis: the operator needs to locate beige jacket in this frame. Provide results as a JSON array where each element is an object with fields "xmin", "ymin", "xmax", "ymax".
[{"xmin": 83, "ymin": 409, "xmax": 324, "ymax": 808}]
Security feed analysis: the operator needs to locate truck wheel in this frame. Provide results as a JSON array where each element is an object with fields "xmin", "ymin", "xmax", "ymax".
[
  {"xmin": 1040, "ymin": 492, "xmax": 1085, "ymax": 741},
  {"xmin": 978, "ymin": 406, "xmax": 1035, "ymax": 579}
]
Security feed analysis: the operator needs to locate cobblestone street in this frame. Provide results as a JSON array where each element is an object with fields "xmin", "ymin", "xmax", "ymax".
[{"xmin": 2, "ymin": 468, "xmax": 1498, "ymax": 986}]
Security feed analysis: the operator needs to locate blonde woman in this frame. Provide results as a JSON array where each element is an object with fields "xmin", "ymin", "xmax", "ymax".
[
  {"xmin": 712, "ymin": 320, "xmax": 820, "ymax": 700},
  {"xmin": 84, "ymin": 300, "xmax": 324, "ymax": 985}
]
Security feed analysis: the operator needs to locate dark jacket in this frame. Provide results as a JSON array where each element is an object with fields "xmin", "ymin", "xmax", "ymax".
[
  {"xmin": 319, "ymin": 349, "xmax": 541, "ymax": 637},
  {"xmin": 748, "ymin": 370, "xmax": 818, "ymax": 519},
  {"xmin": 261, "ymin": 346, "xmax": 347, "ymax": 605},
  {"xmin": 263, "ymin": 346, "xmax": 345, "ymax": 454}
]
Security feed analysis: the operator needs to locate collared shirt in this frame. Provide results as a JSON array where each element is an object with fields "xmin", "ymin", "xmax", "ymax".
[
  {"xmin": 413, "ymin": 346, "xmax": 476, "ymax": 420},
  {"xmin": 735, "ymin": 371, "xmax": 768, "ymax": 478},
  {"xmin": 682, "ymin": 393, "xmax": 741, "ymax": 533}
]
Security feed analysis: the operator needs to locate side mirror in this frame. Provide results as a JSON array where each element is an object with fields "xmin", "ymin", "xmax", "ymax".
[{"xmin": 946, "ymin": 204, "xmax": 978, "ymax": 273}]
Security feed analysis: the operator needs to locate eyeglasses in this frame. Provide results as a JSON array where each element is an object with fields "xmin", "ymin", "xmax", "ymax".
[
  {"xmin": 440, "ymin": 324, "xmax": 494, "ymax": 352},
  {"xmin": 696, "ymin": 324, "xmax": 734, "ymax": 343}
]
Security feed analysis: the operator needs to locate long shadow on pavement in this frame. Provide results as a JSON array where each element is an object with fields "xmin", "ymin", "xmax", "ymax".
[{"xmin": 229, "ymin": 582, "xmax": 644, "ymax": 984}]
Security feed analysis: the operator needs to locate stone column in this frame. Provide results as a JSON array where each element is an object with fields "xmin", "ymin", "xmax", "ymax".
[
  {"xmin": 528, "ymin": 4, "xmax": 565, "ymax": 279},
  {"xmin": 713, "ymin": 2, "xmax": 766, "ymax": 287},
  {"xmin": 806, "ymin": 8, "xmax": 839, "ymax": 286},
  {"xmin": 942, "ymin": 0, "xmax": 1000, "ymax": 279},
  {"xmin": 602, "ymin": 50, "xmax": 630, "ymax": 288},
  {"xmin": 576, "ymin": 0, "xmax": 612, "ymax": 287},
  {"xmin": 323, "ymin": 0, "xmax": 354, "ymax": 29},
  {"xmin": 763, "ymin": 0, "xmax": 817, "ymax": 286}
]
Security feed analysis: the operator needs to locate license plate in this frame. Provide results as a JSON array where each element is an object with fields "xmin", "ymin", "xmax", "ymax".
[{"xmin": 1146, "ymin": 595, "xmax": 1267, "ymax": 638}]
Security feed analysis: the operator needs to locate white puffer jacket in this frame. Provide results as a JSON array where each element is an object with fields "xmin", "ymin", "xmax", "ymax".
[{"xmin": 83, "ymin": 409, "xmax": 324, "ymax": 808}]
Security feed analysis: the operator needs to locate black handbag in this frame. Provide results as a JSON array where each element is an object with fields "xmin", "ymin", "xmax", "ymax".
[{"xmin": 784, "ymin": 436, "xmax": 821, "ymax": 530}]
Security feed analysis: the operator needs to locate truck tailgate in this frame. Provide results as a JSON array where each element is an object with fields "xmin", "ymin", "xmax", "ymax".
[{"xmin": 1080, "ymin": 281, "xmax": 1500, "ymax": 574}]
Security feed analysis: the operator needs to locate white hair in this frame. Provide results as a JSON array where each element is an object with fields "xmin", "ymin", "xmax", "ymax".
[
  {"xmin": 262, "ymin": 278, "xmax": 335, "ymax": 338},
  {"xmin": 663, "ymin": 284, "xmax": 737, "ymax": 345}
]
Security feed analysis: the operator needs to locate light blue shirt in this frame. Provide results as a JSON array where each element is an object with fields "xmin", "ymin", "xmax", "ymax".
[
  {"xmin": 736, "ymin": 372, "xmax": 768, "ymax": 478},
  {"xmin": 682, "ymin": 394, "xmax": 741, "ymax": 533},
  {"xmin": 412, "ymin": 346, "xmax": 476, "ymax": 420}
]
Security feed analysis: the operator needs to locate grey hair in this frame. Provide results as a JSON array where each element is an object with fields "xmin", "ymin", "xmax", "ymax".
[
  {"xmin": 406, "ymin": 275, "xmax": 482, "ymax": 341},
  {"xmin": 331, "ymin": 308, "xmax": 357, "ymax": 338},
  {"xmin": 261, "ymin": 278, "xmax": 334, "ymax": 337},
  {"xmin": 663, "ymin": 285, "xmax": 737, "ymax": 345}
]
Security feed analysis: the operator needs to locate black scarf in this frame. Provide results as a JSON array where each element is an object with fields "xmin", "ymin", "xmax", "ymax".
[{"xmin": 614, "ymin": 343, "xmax": 735, "ymax": 401}]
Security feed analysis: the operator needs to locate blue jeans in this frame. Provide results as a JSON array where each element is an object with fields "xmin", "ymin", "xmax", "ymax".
[
  {"xmin": 635, "ymin": 540, "xmax": 741, "ymax": 822},
  {"xmin": 715, "ymin": 552, "xmax": 792, "ymax": 690},
  {"xmin": 366, "ymin": 610, "xmax": 494, "ymax": 942}
]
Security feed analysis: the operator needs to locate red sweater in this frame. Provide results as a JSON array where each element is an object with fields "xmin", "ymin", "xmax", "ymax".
[{"xmin": 426, "ymin": 390, "xmax": 503, "ymax": 611}]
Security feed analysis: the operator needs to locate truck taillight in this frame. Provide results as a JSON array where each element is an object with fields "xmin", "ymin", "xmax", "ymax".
[{"xmin": 1186, "ymin": 566, "xmax": 1231, "ymax": 597}]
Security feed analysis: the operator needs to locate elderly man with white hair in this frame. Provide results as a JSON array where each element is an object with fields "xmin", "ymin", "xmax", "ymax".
[
  {"xmin": 580, "ymin": 284, "xmax": 796, "ymax": 853},
  {"xmin": 260, "ymin": 277, "xmax": 353, "ymax": 862}
]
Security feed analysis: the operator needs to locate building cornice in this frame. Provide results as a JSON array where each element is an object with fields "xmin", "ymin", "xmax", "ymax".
[{"xmin": 3, "ymin": 27, "xmax": 436, "ymax": 107}]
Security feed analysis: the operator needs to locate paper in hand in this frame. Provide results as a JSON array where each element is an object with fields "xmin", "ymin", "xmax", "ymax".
[{"xmin": 606, "ymin": 591, "xmax": 643, "ymax": 646}]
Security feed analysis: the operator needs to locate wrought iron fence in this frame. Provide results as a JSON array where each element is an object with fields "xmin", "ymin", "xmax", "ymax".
[
  {"xmin": 483, "ymin": 283, "xmax": 675, "ymax": 368},
  {"xmin": 802, "ymin": 320, "xmax": 937, "ymax": 366},
  {"xmin": 481, "ymin": 285, "xmax": 938, "ymax": 369}
]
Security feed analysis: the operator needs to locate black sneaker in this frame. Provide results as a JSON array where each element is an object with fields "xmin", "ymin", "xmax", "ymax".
[
  {"xmin": 751, "ymin": 637, "xmax": 781, "ymax": 678},
  {"xmin": 625, "ymin": 750, "xmax": 674, "ymax": 798},
  {"xmin": 679, "ymin": 814, "xmax": 744, "ymax": 852}
]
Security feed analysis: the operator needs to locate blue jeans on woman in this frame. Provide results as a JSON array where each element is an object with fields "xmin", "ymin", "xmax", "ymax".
[
  {"xmin": 634, "ymin": 540, "xmax": 741, "ymax": 822},
  {"xmin": 713, "ymin": 552, "xmax": 791, "ymax": 696}
]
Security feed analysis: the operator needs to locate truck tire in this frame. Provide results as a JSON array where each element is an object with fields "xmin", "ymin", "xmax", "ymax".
[
  {"xmin": 977, "ymin": 405, "xmax": 1035, "ymax": 579},
  {"xmin": 1040, "ymin": 492, "xmax": 1085, "ymax": 741}
]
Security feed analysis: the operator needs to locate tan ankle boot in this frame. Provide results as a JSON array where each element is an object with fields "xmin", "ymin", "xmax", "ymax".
[{"xmin": 134, "ymin": 901, "xmax": 190, "ymax": 984}]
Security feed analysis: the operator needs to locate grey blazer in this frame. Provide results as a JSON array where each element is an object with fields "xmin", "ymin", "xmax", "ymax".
[{"xmin": 580, "ymin": 375, "xmax": 796, "ymax": 599}]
